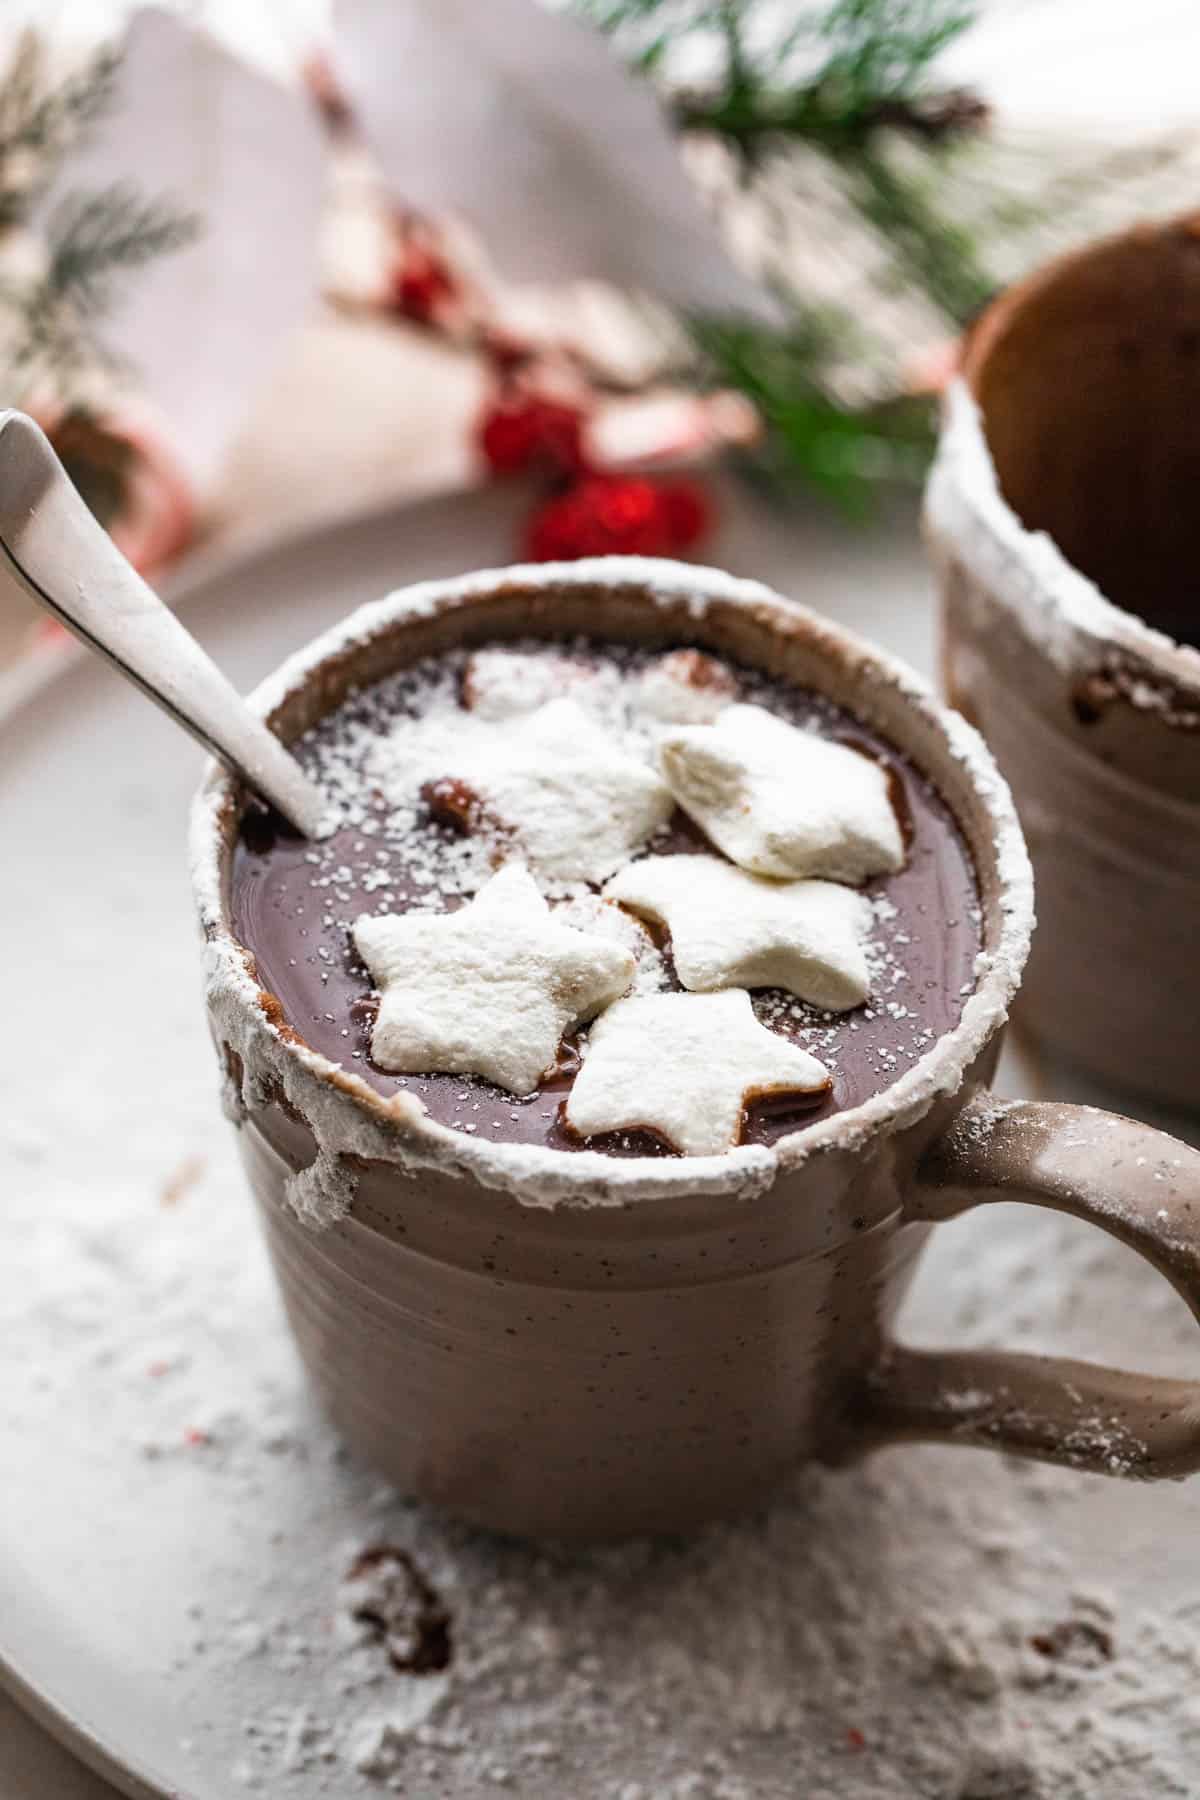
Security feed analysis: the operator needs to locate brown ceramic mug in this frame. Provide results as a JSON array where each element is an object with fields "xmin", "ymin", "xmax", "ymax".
[
  {"xmin": 926, "ymin": 213, "xmax": 1200, "ymax": 1108},
  {"xmin": 191, "ymin": 560, "xmax": 1200, "ymax": 1541}
]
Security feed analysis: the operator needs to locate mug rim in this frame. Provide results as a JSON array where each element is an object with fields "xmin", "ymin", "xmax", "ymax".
[
  {"xmin": 190, "ymin": 555, "xmax": 1032, "ymax": 1210},
  {"xmin": 929, "ymin": 380, "xmax": 1200, "ymax": 701},
  {"xmin": 929, "ymin": 212, "xmax": 1200, "ymax": 701}
]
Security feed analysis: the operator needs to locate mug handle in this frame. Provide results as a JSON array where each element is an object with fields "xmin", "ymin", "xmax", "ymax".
[{"xmin": 854, "ymin": 1091, "xmax": 1200, "ymax": 1478}]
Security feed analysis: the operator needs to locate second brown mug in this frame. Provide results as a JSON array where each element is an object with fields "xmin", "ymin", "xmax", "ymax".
[{"xmin": 927, "ymin": 212, "xmax": 1200, "ymax": 1110}]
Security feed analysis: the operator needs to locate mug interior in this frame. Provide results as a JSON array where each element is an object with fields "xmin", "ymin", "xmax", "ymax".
[{"xmin": 963, "ymin": 215, "xmax": 1200, "ymax": 647}]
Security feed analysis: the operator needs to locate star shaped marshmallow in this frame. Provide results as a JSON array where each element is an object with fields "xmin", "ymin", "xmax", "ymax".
[
  {"xmin": 564, "ymin": 989, "xmax": 830, "ymax": 1157},
  {"xmin": 605, "ymin": 854, "xmax": 873, "ymax": 1011},
  {"xmin": 461, "ymin": 649, "xmax": 620, "ymax": 720},
  {"xmin": 633, "ymin": 650, "xmax": 738, "ymax": 726},
  {"xmin": 658, "ymin": 702, "xmax": 905, "ymax": 883},
  {"xmin": 416, "ymin": 696, "xmax": 673, "ymax": 884},
  {"xmin": 353, "ymin": 863, "xmax": 634, "ymax": 1096}
]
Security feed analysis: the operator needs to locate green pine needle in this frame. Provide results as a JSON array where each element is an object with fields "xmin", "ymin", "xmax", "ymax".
[
  {"xmin": 0, "ymin": 33, "xmax": 200, "ymax": 408},
  {"xmin": 815, "ymin": 0, "xmax": 976, "ymax": 113},
  {"xmin": 577, "ymin": 0, "xmax": 978, "ymax": 150},
  {"xmin": 4, "ymin": 181, "xmax": 198, "ymax": 393},
  {"xmin": 574, "ymin": 0, "xmax": 983, "ymax": 511},
  {"xmin": 691, "ymin": 313, "xmax": 935, "ymax": 517},
  {"xmin": 0, "ymin": 32, "xmax": 120, "ymax": 224},
  {"xmin": 45, "ymin": 182, "xmax": 199, "ymax": 319}
]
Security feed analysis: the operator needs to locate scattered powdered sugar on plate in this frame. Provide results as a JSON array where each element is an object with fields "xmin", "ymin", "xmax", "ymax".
[
  {"xmin": 4, "ymin": 571, "xmax": 1197, "ymax": 1797},
  {"xmin": 7, "ymin": 1107, "xmax": 1200, "ymax": 1798}
]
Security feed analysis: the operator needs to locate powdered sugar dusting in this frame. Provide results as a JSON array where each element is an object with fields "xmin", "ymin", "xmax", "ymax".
[
  {"xmin": 284, "ymin": 1145, "xmax": 358, "ymax": 1229},
  {"xmin": 10, "ymin": 551, "xmax": 1197, "ymax": 1796},
  {"xmin": 462, "ymin": 646, "xmax": 622, "ymax": 720},
  {"xmin": 634, "ymin": 648, "xmax": 739, "ymax": 725},
  {"xmin": 8, "ymin": 1096, "xmax": 1200, "ymax": 1798},
  {"xmin": 191, "ymin": 558, "xmax": 1033, "ymax": 1214},
  {"xmin": 367, "ymin": 695, "xmax": 672, "ymax": 885}
]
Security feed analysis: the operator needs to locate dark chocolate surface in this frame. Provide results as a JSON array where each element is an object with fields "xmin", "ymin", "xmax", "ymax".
[{"xmin": 231, "ymin": 641, "xmax": 981, "ymax": 1155}]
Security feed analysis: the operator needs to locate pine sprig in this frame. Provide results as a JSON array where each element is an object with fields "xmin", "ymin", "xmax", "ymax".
[
  {"xmin": 691, "ymin": 311, "xmax": 934, "ymax": 515},
  {"xmin": 0, "ymin": 30, "xmax": 200, "ymax": 410},
  {"xmin": 4, "ymin": 182, "xmax": 198, "ymax": 393},
  {"xmin": 809, "ymin": 0, "xmax": 976, "ymax": 124},
  {"xmin": 576, "ymin": 0, "xmax": 986, "ymax": 511},
  {"xmin": 0, "ymin": 31, "xmax": 119, "ymax": 156},
  {"xmin": 0, "ymin": 34, "xmax": 199, "ymax": 533},
  {"xmin": 847, "ymin": 146, "xmax": 991, "ymax": 321},
  {"xmin": 45, "ymin": 182, "xmax": 199, "ymax": 318},
  {"xmin": 0, "ymin": 32, "xmax": 120, "ymax": 223},
  {"xmin": 579, "ymin": 0, "xmax": 977, "ymax": 152}
]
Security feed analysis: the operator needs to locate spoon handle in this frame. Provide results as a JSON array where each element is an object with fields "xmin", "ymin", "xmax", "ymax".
[{"xmin": 0, "ymin": 410, "xmax": 327, "ymax": 837}]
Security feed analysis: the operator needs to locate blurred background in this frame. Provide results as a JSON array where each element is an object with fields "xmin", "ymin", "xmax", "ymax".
[{"xmin": 0, "ymin": 0, "xmax": 1198, "ymax": 678}]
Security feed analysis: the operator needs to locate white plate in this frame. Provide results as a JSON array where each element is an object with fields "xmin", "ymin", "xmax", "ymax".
[{"xmin": 4, "ymin": 483, "xmax": 1200, "ymax": 1800}]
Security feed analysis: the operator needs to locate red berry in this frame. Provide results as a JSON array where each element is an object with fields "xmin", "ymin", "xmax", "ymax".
[
  {"xmin": 522, "ymin": 475, "xmax": 664, "ymax": 561},
  {"xmin": 529, "ymin": 399, "xmax": 586, "ymax": 473},
  {"xmin": 522, "ymin": 473, "xmax": 713, "ymax": 562},
  {"xmin": 479, "ymin": 401, "xmax": 541, "ymax": 476},
  {"xmin": 478, "ymin": 395, "xmax": 585, "ymax": 477},
  {"xmin": 390, "ymin": 249, "xmax": 456, "ymax": 323},
  {"xmin": 659, "ymin": 478, "xmax": 713, "ymax": 547}
]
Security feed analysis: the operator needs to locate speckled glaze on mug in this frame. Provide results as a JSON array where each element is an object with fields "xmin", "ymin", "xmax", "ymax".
[
  {"xmin": 926, "ymin": 214, "xmax": 1200, "ymax": 1108},
  {"xmin": 192, "ymin": 559, "xmax": 1200, "ymax": 1541}
]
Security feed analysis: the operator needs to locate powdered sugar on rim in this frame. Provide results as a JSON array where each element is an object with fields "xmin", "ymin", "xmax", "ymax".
[
  {"xmin": 926, "ymin": 380, "xmax": 1200, "ymax": 696},
  {"xmin": 190, "ymin": 557, "xmax": 1034, "ymax": 1221}
]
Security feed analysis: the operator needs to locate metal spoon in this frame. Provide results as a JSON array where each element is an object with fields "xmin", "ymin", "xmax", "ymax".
[{"xmin": 0, "ymin": 409, "xmax": 328, "ymax": 837}]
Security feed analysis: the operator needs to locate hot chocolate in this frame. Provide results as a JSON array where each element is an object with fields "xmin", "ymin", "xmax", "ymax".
[
  {"xmin": 195, "ymin": 562, "xmax": 1200, "ymax": 1538},
  {"xmin": 231, "ymin": 638, "xmax": 981, "ymax": 1158}
]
